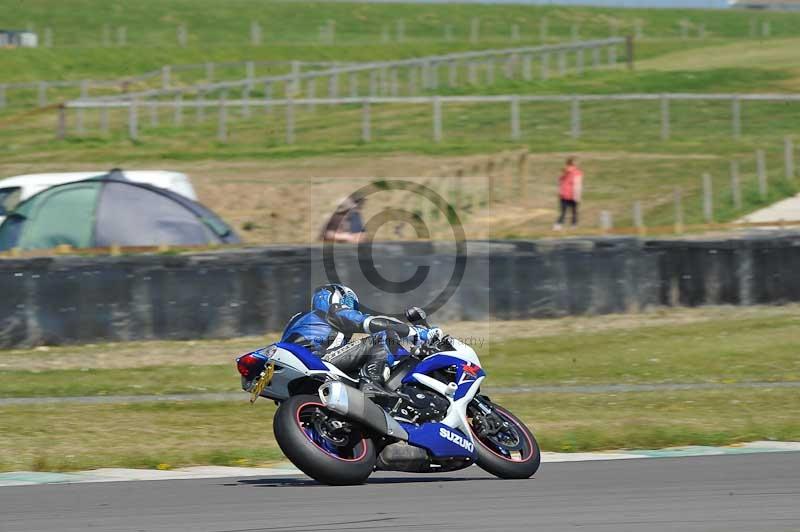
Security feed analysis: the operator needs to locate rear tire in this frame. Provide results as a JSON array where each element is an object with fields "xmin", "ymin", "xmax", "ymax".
[
  {"xmin": 273, "ymin": 394, "xmax": 376, "ymax": 485},
  {"xmin": 469, "ymin": 399, "xmax": 540, "ymax": 479}
]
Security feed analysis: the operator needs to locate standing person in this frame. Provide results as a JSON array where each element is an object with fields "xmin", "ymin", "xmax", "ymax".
[
  {"xmin": 554, "ymin": 156, "xmax": 583, "ymax": 230},
  {"xmin": 320, "ymin": 197, "xmax": 367, "ymax": 243}
]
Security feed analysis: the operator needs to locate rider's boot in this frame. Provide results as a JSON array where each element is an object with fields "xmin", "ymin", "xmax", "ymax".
[{"xmin": 358, "ymin": 358, "xmax": 397, "ymax": 398}]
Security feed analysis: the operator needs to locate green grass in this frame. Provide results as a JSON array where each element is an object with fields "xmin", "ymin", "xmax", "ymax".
[
  {"xmin": 2, "ymin": 310, "xmax": 797, "ymax": 398},
  {"xmin": 0, "ymin": 387, "xmax": 796, "ymax": 472}
]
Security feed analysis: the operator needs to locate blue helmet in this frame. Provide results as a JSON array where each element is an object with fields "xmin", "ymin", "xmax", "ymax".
[{"xmin": 312, "ymin": 284, "xmax": 359, "ymax": 313}]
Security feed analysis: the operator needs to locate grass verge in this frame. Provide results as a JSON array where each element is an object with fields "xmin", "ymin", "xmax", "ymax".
[
  {"xmin": 1, "ymin": 307, "xmax": 798, "ymax": 398},
  {"xmin": 0, "ymin": 386, "xmax": 796, "ymax": 472}
]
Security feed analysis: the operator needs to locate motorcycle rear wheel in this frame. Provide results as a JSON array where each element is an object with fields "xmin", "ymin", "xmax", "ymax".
[
  {"xmin": 273, "ymin": 394, "xmax": 376, "ymax": 485},
  {"xmin": 469, "ymin": 398, "xmax": 541, "ymax": 479}
]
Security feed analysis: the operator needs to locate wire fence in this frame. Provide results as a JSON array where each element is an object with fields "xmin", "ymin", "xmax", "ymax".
[{"xmin": 58, "ymin": 92, "xmax": 800, "ymax": 145}]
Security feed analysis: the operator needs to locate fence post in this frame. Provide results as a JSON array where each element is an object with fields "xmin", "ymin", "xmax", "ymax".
[
  {"xmin": 784, "ymin": 136, "xmax": 795, "ymax": 180},
  {"xmin": 251, "ymin": 21, "xmax": 262, "ymax": 46},
  {"xmin": 286, "ymin": 97, "xmax": 295, "ymax": 144},
  {"xmin": 510, "ymin": 96, "xmax": 520, "ymax": 141},
  {"xmin": 174, "ymin": 94, "xmax": 183, "ymax": 126},
  {"xmin": 660, "ymin": 95, "xmax": 670, "ymax": 140},
  {"xmin": 196, "ymin": 90, "xmax": 206, "ymax": 122},
  {"xmin": 518, "ymin": 151, "xmax": 529, "ymax": 201},
  {"xmin": 361, "ymin": 100, "xmax": 371, "ymax": 142},
  {"xmin": 539, "ymin": 17, "xmax": 548, "ymax": 42},
  {"xmin": 633, "ymin": 200, "xmax": 645, "ymax": 236},
  {"xmin": 731, "ymin": 160, "xmax": 742, "ymax": 210},
  {"xmin": 702, "ymin": 172, "xmax": 713, "ymax": 223},
  {"xmin": 626, "ymin": 35, "xmax": 635, "ymax": 70},
  {"xmin": 485, "ymin": 59, "xmax": 495, "ymax": 85},
  {"xmin": 306, "ymin": 79, "xmax": 316, "ymax": 111},
  {"xmin": 242, "ymin": 85, "xmax": 251, "ymax": 117},
  {"xmin": 511, "ymin": 24, "xmax": 520, "ymax": 42},
  {"xmin": 246, "ymin": 61, "xmax": 255, "ymax": 85},
  {"xmin": 600, "ymin": 211, "xmax": 613, "ymax": 234},
  {"xmin": 390, "ymin": 68, "xmax": 399, "ymax": 97},
  {"xmin": 396, "ymin": 19, "xmax": 405, "ymax": 41},
  {"xmin": 576, "ymin": 49, "xmax": 584, "ymax": 75},
  {"xmin": 349, "ymin": 73, "xmax": 359, "ymax": 98},
  {"xmin": 522, "ymin": 55, "xmax": 532, "ymax": 81},
  {"xmin": 328, "ymin": 73, "xmax": 338, "ymax": 100},
  {"xmin": 408, "ymin": 67, "xmax": 418, "ymax": 94},
  {"xmin": 128, "ymin": 100, "xmax": 139, "ymax": 140},
  {"xmin": 470, "ymin": 17, "xmax": 480, "ymax": 44},
  {"xmin": 634, "ymin": 19, "xmax": 643, "ymax": 39},
  {"xmin": 369, "ymin": 69, "xmax": 378, "ymax": 96},
  {"xmin": 571, "ymin": 24, "xmax": 579, "ymax": 42},
  {"xmin": 762, "ymin": 20, "xmax": 771, "ymax": 37},
  {"xmin": 570, "ymin": 97, "xmax": 581, "ymax": 139},
  {"xmin": 673, "ymin": 188, "xmax": 684, "ymax": 233},
  {"xmin": 264, "ymin": 82, "xmax": 273, "ymax": 115},
  {"xmin": 433, "ymin": 97, "xmax": 443, "ymax": 143},
  {"xmin": 56, "ymin": 104, "xmax": 66, "ymax": 140},
  {"xmin": 430, "ymin": 62, "xmax": 439, "ymax": 89},
  {"xmin": 558, "ymin": 51, "xmax": 567, "ymax": 75},
  {"xmin": 117, "ymin": 26, "xmax": 127, "ymax": 46},
  {"xmin": 503, "ymin": 56, "xmax": 514, "ymax": 79},
  {"xmin": 541, "ymin": 52, "xmax": 550, "ymax": 80},
  {"xmin": 177, "ymin": 23, "xmax": 188, "ymax": 47},
  {"xmin": 37, "ymin": 82, "xmax": 47, "ymax": 107},
  {"xmin": 468, "ymin": 61, "xmax": 477, "ymax": 85},
  {"xmin": 161, "ymin": 65, "xmax": 171, "ymax": 90},
  {"xmin": 757, "ymin": 149, "xmax": 768, "ymax": 199},
  {"xmin": 44, "ymin": 27, "xmax": 53, "ymax": 47},
  {"xmin": 103, "ymin": 24, "xmax": 111, "ymax": 47},
  {"xmin": 732, "ymin": 96, "xmax": 741, "ymax": 139},
  {"xmin": 217, "ymin": 97, "xmax": 227, "ymax": 142},
  {"xmin": 100, "ymin": 107, "xmax": 109, "ymax": 135},
  {"xmin": 609, "ymin": 44, "xmax": 617, "ymax": 66},
  {"xmin": 205, "ymin": 62, "xmax": 214, "ymax": 81},
  {"xmin": 291, "ymin": 60, "xmax": 301, "ymax": 96},
  {"xmin": 448, "ymin": 61, "xmax": 457, "ymax": 87},
  {"xmin": 444, "ymin": 24, "xmax": 453, "ymax": 42},
  {"xmin": 592, "ymin": 46, "xmax": 600, "ymax": 68}
]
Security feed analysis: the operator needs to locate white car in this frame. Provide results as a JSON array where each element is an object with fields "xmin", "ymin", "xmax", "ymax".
[{"xmin": 0, "ymin": 170, "xmax": 198, "ymax": 224}]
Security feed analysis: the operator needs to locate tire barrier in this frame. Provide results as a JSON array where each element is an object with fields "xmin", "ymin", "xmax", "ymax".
[{"xmin": 1, "ymin": 231, "xmax": 799, "ymax": 348}]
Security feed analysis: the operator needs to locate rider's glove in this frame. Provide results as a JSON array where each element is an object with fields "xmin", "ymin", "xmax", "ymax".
[{"xmin": 414, "ymin": 326, "xmax": 443, "ymax": 345}]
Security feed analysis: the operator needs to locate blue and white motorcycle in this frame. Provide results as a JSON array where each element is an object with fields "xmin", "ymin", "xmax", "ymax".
[{"xmin": 235, "ymin": 307, "xmax": 540, "ymax": 485}]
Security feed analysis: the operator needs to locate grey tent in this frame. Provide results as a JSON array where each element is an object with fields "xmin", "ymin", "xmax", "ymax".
[{"xmin": 0, "ymin": 172, "xmax": 240, "ymax": 251}]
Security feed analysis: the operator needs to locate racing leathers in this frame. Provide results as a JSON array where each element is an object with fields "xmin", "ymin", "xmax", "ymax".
[{"xmin": 280, "ymin": 303, "xmax": 436, "ymax": 384}]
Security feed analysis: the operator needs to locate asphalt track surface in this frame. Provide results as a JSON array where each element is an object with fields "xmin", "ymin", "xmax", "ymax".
[{"xmin": 2, "ymin": 453, "xmax": 799, "ymax": 532}]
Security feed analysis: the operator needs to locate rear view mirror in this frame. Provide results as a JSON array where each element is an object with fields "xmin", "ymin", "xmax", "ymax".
[{"xmin": 405, "ymin": 306, "xmax": 428, "ymax": 326}]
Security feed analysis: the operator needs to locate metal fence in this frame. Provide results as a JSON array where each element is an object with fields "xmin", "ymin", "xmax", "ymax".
[
  {"xmin": 78, "ymin": 38, "xmax": 629, "ymax": 103},
  {"xmin": 59, "ymin": 92, "xmax": 800, "ymax": 144},
  {"xmin": 0, "ymin": 60, "xmax": 352, "ymax": 112}
]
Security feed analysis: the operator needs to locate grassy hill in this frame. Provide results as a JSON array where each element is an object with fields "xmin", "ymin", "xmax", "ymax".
[{"xmin": 2, "ymin": 1, "xmax": 800, "ymax": 238}]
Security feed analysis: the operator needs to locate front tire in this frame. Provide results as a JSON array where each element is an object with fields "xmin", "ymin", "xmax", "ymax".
[
  {"xmin": 469, "ymin": 398, "xmax": 541, "ymax": 479},
  {"xmin": 273, "ymin": 394, "xmax": 376, "ymax": 485}
]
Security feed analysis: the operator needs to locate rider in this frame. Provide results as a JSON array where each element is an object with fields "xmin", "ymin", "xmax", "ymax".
[{"xmin": 280, "ymin": 283, "xmax": 440, "ymax": 391}]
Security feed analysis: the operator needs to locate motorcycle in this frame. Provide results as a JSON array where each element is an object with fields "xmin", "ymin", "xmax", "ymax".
[{"xmin": 235, "ymin": 307, "xmax": 540, "ymax": 485}]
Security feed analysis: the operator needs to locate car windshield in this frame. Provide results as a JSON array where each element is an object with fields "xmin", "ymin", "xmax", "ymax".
[{"xmin": 0, "ymin": 187, "xmax": 22, "ymax": 216}]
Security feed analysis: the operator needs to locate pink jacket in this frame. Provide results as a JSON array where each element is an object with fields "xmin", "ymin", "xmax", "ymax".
[{"xmin": 559, "ymin": 165, "xmax": 583, "ymax": 202}]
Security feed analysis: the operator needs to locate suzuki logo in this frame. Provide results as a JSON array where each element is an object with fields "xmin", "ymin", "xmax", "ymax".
[{"xmin": 439, "ymin": 427, "xmax": 475, "ymax": 452}]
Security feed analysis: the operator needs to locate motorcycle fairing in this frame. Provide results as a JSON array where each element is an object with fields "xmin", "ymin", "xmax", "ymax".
[{"xmin": 400, "ymin": 422, "xmax": 477, "ymax": 459}]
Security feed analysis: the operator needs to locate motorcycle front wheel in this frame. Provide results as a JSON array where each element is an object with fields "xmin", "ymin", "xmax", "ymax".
[
  {"xmin": 273, "ymin": 394, "xmax": 376, "ymax": 485},
  {"xmin": 468, "ymin": 397, "xmax": 541, "ymax": 479}
]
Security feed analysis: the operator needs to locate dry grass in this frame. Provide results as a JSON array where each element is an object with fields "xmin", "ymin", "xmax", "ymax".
[{"xmin": 1, "ymin": 304, "xmax": 797, "ymax": 372}]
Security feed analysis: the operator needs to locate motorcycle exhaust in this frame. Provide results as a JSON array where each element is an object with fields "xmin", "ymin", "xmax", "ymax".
[{"xmin": 319, "ymin": 381, "xmax": 408, "ymax": 441}]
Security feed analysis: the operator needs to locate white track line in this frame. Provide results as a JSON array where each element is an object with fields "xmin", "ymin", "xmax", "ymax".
[{"xmin": 1, "ymin": 441, "xmax": 798, "ymax": 487}]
